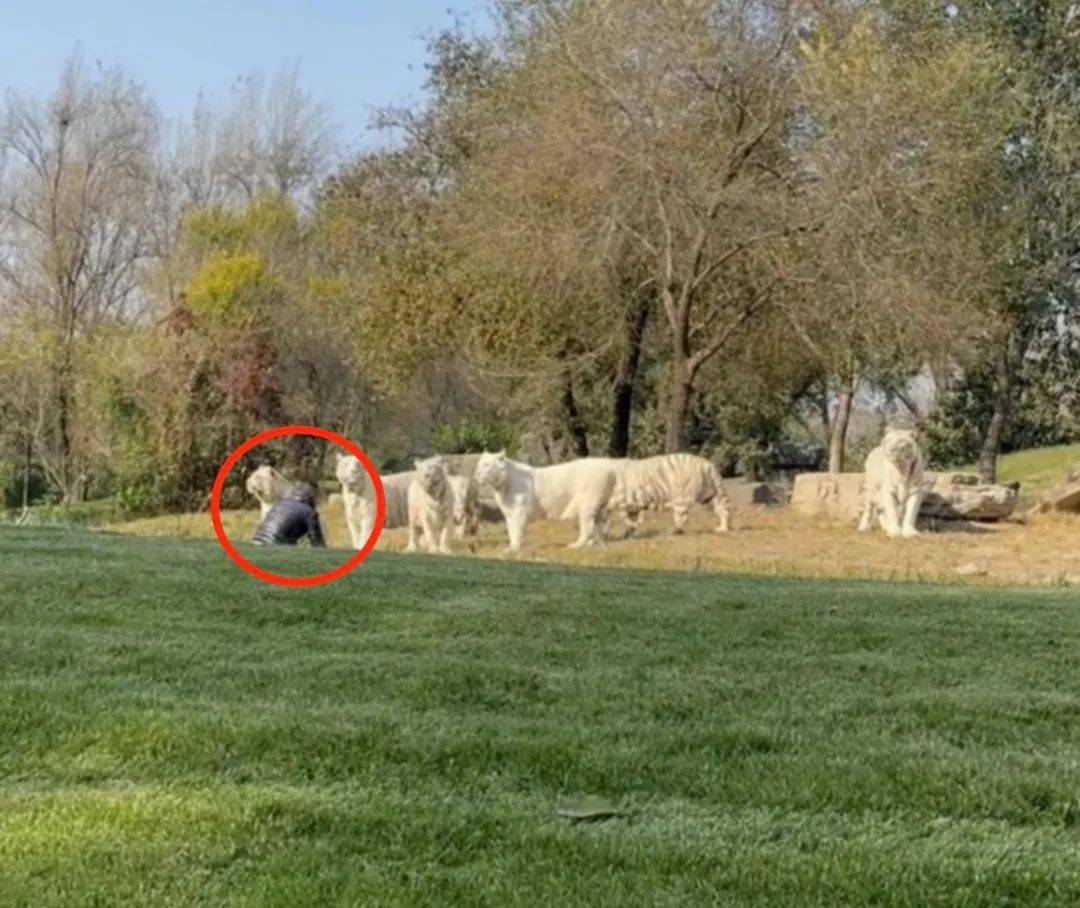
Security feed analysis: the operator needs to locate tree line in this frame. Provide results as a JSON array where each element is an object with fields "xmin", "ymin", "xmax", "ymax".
[{"xmin": 2, "ymin": 0, "xmax": 1079, "ymax": 515}]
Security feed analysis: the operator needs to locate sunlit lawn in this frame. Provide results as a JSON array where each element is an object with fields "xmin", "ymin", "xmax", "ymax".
[{"xmin": 4, "ymin": 526, "xmax": 1080, "ymax": 905}]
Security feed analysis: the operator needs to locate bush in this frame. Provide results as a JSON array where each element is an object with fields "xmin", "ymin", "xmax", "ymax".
[
  {"xmin": 378, "ymin": 451, "xmax": 428, "ymax": 474},
  {"xmin": 22, "ymin": 498, "xmax": 125, "ymax": 527},
  {"xmin": 114, "ymin": 476, "xmax": 162, "ymax": 518},
  {"xmin": 1, "ymin": 458, "xmax": 48, "ymax": 509},
  {"xmin": 432, "ymin": 418, "xmax": 516, "ymax": 456}
]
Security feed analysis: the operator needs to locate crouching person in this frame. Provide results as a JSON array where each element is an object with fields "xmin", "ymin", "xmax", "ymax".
[{"xmin": 253, "ymin": 484, "xmax": 326, "ymax": 548}]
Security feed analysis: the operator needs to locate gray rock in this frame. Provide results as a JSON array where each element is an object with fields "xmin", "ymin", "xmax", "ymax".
[
  {"xmin": 725, "ymin": 479, "xmax": 788, "ymax": 507},
  {"xmin": 1033, "ymin": 466, "xmax": 1080, "ymax": 514},
  {"xmin": 790, "ymin": 472, "xmax": 864, "ymax": 521},
  {"xmin": 790, "ymin": 470, "xmax": 1019, "ymax": 523},
  {"xmin": 922, "ymin": 473, "xmax": 1019, "ymax": 522}
]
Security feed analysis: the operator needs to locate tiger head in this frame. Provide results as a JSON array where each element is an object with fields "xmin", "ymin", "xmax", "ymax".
[
  {"xmin": 881, "ymin": 428, "xmax": 921, "ymax": 476},
  {"xmin": 414, "ymin": 455, "xmax": 448, "ymax": 496},
  {"xmin": 474, "ymin": 450, "xmax": 511, "ymax": 493},
  {"xmin": 246, "ymin": 464, "xmax": 285, "ymax": 504},
  {"xmin": 334, "ymin": 453, "xmax": 367, "ymax": 493}
]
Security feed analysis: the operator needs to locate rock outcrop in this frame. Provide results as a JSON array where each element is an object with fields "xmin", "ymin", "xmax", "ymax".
[
  {"xmin": 791, "ymin": 472, "xmax": 865, "ymax": 521},
  {"xmin": 791, "ymin": 471, "xmax": 1019, "ymax": 523},
  {"xmin": 1032, "ymin": 467, "xmax": 1080, "ymax": 514},
  {"xmin": 921, "ymin": 472, "xmax": 1019, "ymax": 522},
  {"xmin": 725, "ymin": 480, "xmax": 788, "ymax": 508}
]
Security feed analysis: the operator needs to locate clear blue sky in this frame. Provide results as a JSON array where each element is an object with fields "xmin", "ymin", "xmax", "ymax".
[{"xmin": 1, "ymin": 0, "xmax": 490, "ymax": 151}]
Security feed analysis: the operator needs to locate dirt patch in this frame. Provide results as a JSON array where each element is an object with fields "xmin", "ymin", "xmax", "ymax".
[
  {"xmin": 478, "ymin": 508, "xmax": 1080, "ymax": 586},
  {"xmin": 110, "ymin": 503, "xmax": 1080, "ymax": 587}
]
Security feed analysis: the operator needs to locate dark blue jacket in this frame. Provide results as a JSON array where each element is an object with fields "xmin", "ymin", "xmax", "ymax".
[{"xmin": 253, "ymin": 495, "xmax": 326, "ymax": 547}]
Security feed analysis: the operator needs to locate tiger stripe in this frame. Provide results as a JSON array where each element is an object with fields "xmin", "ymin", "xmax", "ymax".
[{"xmin": 609, "ymin": 453, "xmax": 731, "ymax": 535}]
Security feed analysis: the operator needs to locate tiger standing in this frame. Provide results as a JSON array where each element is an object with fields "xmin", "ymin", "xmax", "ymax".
[{"xmin": 607, "ymin": 453, "xmax": 731, "ymax": 537}]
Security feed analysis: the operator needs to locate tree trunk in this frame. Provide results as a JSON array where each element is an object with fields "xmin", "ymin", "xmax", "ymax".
[
  {"xmin": 21, "ymin": 437, "xmax": 31, "ymax": 514},
  {"xmin": 55, "ymin": 353, "xmax": 75, "ymax": 502},
  {"xmin": 977, "ymin": 338, "xmax": 1016, "ymax": 483},
  {"xmin": 561, "ymin": 373, "xmax": 590, "ymax": 457},
  {"xmin": 608, "ymin": 297, "xmax": 651, "ymax": 457},
  {"xmin": 815, "ymin": 385, "xmax": 831, "ymax": 441},
  {"xmin": 827, "ymin": 383, "xmax": 854, "ymax": 473},
  {"xmin": 664, "ymin": 363, "xmax": 694, "ymax": 453}
]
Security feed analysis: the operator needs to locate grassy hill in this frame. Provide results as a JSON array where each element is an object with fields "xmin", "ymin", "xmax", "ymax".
[
  {"xmin": 992, "ymin": 443, "xmax": 1080, "ymax": 501},
  {"xmin": 5, "ymin": 527, "xmax": 1080, "ymax": 905}
]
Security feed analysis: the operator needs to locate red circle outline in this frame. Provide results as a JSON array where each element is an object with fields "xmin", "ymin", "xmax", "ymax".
[{"xmin": 209, "ymin": 425, "xmax": 386, "ymax": 587}]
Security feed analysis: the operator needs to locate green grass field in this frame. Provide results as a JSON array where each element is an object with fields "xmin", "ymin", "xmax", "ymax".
[
  {"xmin": 5, "ymin": 527, "xmax": 1080, "ymax": 905},
  {"xmin": 993, "ymin": 443, "xmax": 1080, "ymax": 501}
]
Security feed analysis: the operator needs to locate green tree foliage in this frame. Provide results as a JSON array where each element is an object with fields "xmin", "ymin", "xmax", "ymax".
[
  {"xmin": 186, "ymin": 253, "xmax": 277, "ymax": 322},
  {"xmin": 790, "ymin": 7, "xmax": 1024, "ymax": 470},
  {"xmin": 890, "ymin": 0, "xmax": 1080, "ymax": 479},
  {"xmin": 432, "ymin": 417, "xmax": 518, "ymax": 456},
  {"xmin": 7, "ymin": 4, "xmax": 1080, "ymax": 514}
]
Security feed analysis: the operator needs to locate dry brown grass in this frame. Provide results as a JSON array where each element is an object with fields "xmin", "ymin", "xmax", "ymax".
[{"xmin": 106, "ymin": 502, "xmax": 1080, "ymax": 587}]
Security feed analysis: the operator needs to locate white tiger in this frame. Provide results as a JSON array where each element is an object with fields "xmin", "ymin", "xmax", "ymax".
[
  {"xmin": 447, "ymin": 474, "xmax": 481, "ymax": 540},
  {"xmin": 857, "ymin": 427, "xmax": 928, "ymax": 538},
  {"xmin": 245, "ymin": 464, "xmax": 289, "ymax": 517},
  {"xmin": 372, "ymin": 470, "xmax": 414, "ymax": 530},
  {"xmin": 335, "ymin": 453, "xmax": 377, "ymax": 550},
  {"xmin": 608, "ymin": 453, "xmax": 732, "ymax": 536},
  {"xmin": 473, "ymin": 451, "xmax": 616, "ymax": 551},
  {"xmin": 406, "ymin": 455, "xmax": 454, "ymax": 554},
  {"xmin": 378, "ymin": 459, "xmax": 493, "ymax": 535}
]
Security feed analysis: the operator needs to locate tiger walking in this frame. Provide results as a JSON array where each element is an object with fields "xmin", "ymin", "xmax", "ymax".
[{"xmin": 606, "ymin": 453, "xmax": 731, "ymax": 538}]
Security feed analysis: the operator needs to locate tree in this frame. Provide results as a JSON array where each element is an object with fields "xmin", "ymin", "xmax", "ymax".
[
  {"xmin": 161, "ymin": 199, "xmax": 359, "ymax": 493},
  {"xmin": 513, "ymin": 0, "xmax": 804, "ymax": 452},
  {"xmin": 975, "ymin": 5, "xmax": 1080, "ymax": 481},
  {"xmin": 316, "ymin": 29, "xmax": 510, "ymax": 457},
  {"xmin": 215, "ymin": 63, "xmax": 337, "ymax": 204},
  {"xmin": 888, "ymin": 0, "xmax": 1080, "ymax": 481},
  {"xmin": 789, "ymin": 8, "xmax": 1024, "ymax": 471},
  {"xmin": 0, "ymin": 55, "xmax": 158, "ymax": 500}
]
